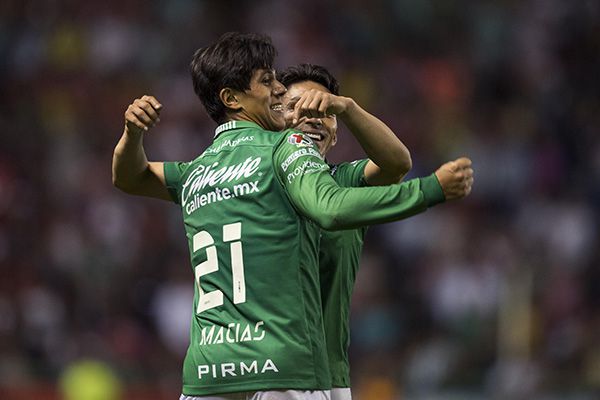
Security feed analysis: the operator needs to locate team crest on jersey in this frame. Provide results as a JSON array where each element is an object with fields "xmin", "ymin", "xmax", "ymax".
[{"xmin": 287, "ymin": 132, "xmax": 313, "ymax": 148}]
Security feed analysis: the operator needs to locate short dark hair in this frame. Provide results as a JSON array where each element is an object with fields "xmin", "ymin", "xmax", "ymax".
[
  {"xmin": 278, "ymin": 64, "xmax": 340, "ymax": 96},
  {"xmin": 190, "ymin": 32, "xmax": 277, "ymax": 123}
]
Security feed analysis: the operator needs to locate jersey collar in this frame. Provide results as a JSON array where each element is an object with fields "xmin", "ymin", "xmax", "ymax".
[{"xmin": 214, "ymin": 120, "xmax": 261, "ymax": 139}]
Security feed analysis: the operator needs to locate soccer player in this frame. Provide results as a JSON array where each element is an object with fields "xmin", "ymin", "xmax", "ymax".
[
  {"xmin": 279, "ymin": 64, "xmax": 474, "ymax": 400},
  {"xmin": 112, "ymin": 32, "xmax": 473, "ymax": 400}
]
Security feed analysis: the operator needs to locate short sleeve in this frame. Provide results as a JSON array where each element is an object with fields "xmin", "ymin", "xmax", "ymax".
[{"xmin": 163, "ymin": 161, "xmax": 192, "ymax": 204}]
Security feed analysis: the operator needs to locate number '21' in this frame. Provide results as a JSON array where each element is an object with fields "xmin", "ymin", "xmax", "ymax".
[{"xmin": 193, "ymin": 222, "xmax": 246, "ymax": 314}]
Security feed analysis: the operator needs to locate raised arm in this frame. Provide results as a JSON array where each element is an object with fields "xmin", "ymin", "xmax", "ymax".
[
  {"xmin": 112, "ymin": 95, "xmax": 172, "ymax": 201},
  {"xmin": 292, "ymin": 90, "xmax": 411, "ymax": 185}
]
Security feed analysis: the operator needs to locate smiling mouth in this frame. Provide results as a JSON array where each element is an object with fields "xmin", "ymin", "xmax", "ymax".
[
  {"xmin": 271, "ymin": 104, "xmax": 283, "ymax": 112},
  {"xmin": 303, "ymin": 131, "xmax": 324, "ymax": 142}
]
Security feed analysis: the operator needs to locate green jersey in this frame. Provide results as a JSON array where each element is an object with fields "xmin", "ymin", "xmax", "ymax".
[
  {"xmin": 163, "ymin": 121, "xmax": 444, "ymax": 396},
  {"xmin": 319, "ymin": 160, "xmax": 445, "ymax": 388}
]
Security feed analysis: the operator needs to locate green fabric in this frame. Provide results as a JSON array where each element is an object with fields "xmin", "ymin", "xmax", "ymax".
[
  {"xmin": 319, "ymin": 160, "xmax": 369, "ymax": 388},
  {"xmin": 317, "ymin": 163, "xmax": 445, "ymax": 387},
  {"xmin": 164, "ymin": 121, "xmax": 330, "ymax": 395},
  {"xmin": 273, "ymin": 139, "xmax": 437, "ymax": 230},
  {"xmin": 419, "ymin": 173, "xmax": 446, "ymax": 207},
  {"xmin": 162, "ymin": 120, "xmax": 445, "ymax": 395}
]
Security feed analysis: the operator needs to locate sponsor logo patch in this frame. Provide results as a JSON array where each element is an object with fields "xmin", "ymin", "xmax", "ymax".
[
  {"xmin": 181, "ymin": 157, "xmax": 262, "ymax": 214},
  {"xmin": 198, "ymin": 359, "xmax": 279, "ymax": 379},
  {"xmin": 286, "ymin": 160, "xmax": 329, "ymax": 184},
  {"xmin": 280, "ymin": 148, "xmax": 323, "ymax": 172},
  {"xmin": 287, "ymin": 132, "xmax": 314, "ymax": 148}
]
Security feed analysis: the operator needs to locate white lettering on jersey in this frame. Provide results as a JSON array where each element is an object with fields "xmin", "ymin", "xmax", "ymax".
[
  {"xmin": 240, "ymin": 360, "xmax": 258, "ymax": 375},
  {"xmin": 197, "ymin": 359, "xmax": 279, "ymax": 379},
  {"xmin": 287, "ymin": 160, "xmax": 329, "ymax": 184},
  {"xmin": 280, "ymin": 148, "xmax": 323, "ymax": 172},
  {"xmin": 181, "ymin": 157, "xmax": 262, "ymax": 208},
  {"xmin": 184, "ymin": 180, "xmax": 261, "ymax": 215},
  {"xmin": 200, "ymin": 321, "xmax": 266, "ymax": 346},
  {"xmin": 203, "ymin": 136, "xmax": 255, "ymax": 155}
]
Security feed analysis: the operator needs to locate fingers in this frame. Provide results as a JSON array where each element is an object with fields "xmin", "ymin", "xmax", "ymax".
[
  {"xmin": 124, "ymin": 107, "xmax": 148, "ymax": 132},
  {"xmin": 124, "ymin": 95, "xmax": 162, "ymax": 133},
  {"xmin": 131, "ymin": 105, "xmax": 154, "ymax": 126},
  {"xmin": 293, "ymin": 89, "xmax": 330, "ymax": 124},
  {"xmin": 435, "ymin": 158, "xmax": 474, "ymax": 200},
  {"xmin": 457, "ymin": 167, "xmax": 473, "ymax": 182},
  {"xmin": 292, "ymin": 98, "xmax": 303, "ymax": 125},
  {"xmin": 318, "ymin": 98, "xmax": 330, "ymax": 114},
  {"xmin": 292, "ymin": 91, "xmax": 315, "ymax": 123},
  {"xmin": 440, "ymin": 160, "xmax": 458, "ymax": 173},
  {"xmin": 293, "ymin": 96, "xmax": 317, "ymax": 123},
  {"xmin": 457, "ymin": 171, "xmax": 474, "ymax": 198},
  {"xmin": 445, "ymin": 159, "xmax": 473, "ymax": 177},
  {"xmin": 454, "ymin": 157, "xmax": 472, "ymax": 169},
  {"xmin": 134, "ymin": 98, "xmax": 161, "ymax": 122},
  {"xmin": 292, "ymin": 116, "xmax": 308, "ymax": 129},
  {"xmin": 142, "ymin": 95, "xmax": 162, "ymax": 111},
  {"xmin": 465, "ymin": 176, "xmax": 474, "ymax": 196}
]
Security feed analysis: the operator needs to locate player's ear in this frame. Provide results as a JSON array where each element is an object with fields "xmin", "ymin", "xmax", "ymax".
[
  {"xmin": 220, "ymin": 88, "xmax": 242, "ymax": 111},
  {"xmin": 331, "ymin": 132, "xmax": 338, "ymax": 147}
]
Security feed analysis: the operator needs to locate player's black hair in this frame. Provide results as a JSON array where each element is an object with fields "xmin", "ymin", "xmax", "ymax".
[
  {"xmin": 278, "ymin": 64, "xmax": 340, "ymax": 96},
  {"xmin": 190, "ymin": 32, "xmax": 277, "ymax": 123}
]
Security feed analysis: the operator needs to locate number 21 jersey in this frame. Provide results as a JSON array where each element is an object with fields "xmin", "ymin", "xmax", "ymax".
[{"xmin": 163, "ymin": 121, "xmax": 331, "ymax": 396}]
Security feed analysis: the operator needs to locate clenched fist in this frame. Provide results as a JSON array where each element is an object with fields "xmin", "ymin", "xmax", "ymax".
[
  {"xmin": 434, "ymin": 157, "xmax": 474, "ymax": 200},
  {"xmin": 124, "ymin": 95, "xmax": 163, "ymax": 135},
  {"xmin": 291, "ymin": 89, "xmax": 352, "ymax": 124}
]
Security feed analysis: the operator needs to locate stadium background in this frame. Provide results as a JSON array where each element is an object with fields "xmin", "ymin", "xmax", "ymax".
[{"xmin": 1, "ymin": 0, "xmax": 599, "ymax": 399}]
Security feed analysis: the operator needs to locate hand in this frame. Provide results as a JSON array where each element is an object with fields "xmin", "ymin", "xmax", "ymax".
[
  {"xmin": 434, "ymin": 157, "xmax": 474, "ymax": 200},
  {"xmin": 292, "ymin": 89, "xmax": 352, "ymax": 124},
  {"xmin": 124, "ymin": 95, "xmax": 163, "ymax": 135}
]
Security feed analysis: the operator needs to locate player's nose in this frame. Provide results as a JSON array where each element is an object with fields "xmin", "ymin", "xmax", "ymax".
[
  {"xmin": 306, "ymin": 117, "xmax": 323, "ymax": 127},
  {"xmin": 273, "ymin": 79, "xmax": 286, "ymax": 96}
]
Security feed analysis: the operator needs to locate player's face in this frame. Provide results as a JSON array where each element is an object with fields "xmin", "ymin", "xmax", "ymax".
[
  {"xmin": 283, "ymin": 81, "xmax": 338, "ymax": 156},
  {"xmin": 236, "ymin": 69, "xmax": 287, "ymax": 131}
]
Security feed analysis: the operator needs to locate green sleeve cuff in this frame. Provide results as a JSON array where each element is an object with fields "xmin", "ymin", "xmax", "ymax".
[{"xmin": 420, "ymin": 173, "xmax": 445, "ymax": 207}]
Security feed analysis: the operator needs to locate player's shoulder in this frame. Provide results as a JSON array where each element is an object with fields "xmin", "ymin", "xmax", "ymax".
[
  {"xmin": 282, "ymin": 129, "xmax": 315, "ymax": 146},
  {"xmin": 274, "ymin": 129, "xmax": 323, "ymax": 152},
  {"xmin": 274, "ymin": 129, "xmax": 324, "ymax": 164}
]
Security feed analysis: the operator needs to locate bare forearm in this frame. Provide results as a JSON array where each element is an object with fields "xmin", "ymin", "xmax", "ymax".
[
  {"xmin": 291, "ymin": 89, "xmax": 411, "ymax": 183},
  {"xmin": 340, "ymin": 100, "xmax": 411, "ymax": 179},
  {"xmin": 112, "ymin": 95, "xmax": 170, "ymax": 200},
  {"xmin": 112, "ymin": 127, "xmax": 149, "ymax": 190}
]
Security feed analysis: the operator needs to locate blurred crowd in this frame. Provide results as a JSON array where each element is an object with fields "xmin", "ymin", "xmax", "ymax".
[{"xmin": 1, "ymin": 0, "xmax": 599, "ymax": 399}]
